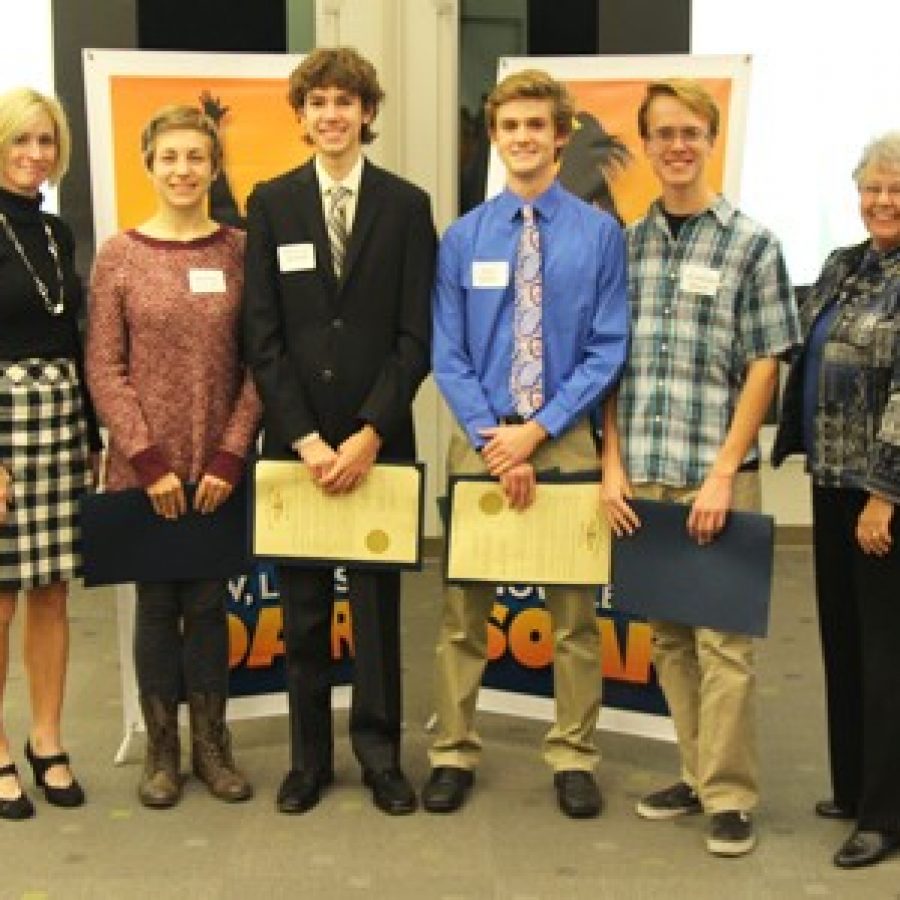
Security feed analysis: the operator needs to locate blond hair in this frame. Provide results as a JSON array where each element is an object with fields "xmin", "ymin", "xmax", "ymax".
[
  {"xmin": 638, "ymin": 79, "xmax": 720, "ymax": 140},
  {"xmin": 0, "ymin": 87, "xmax": 71, "ymax": 185},
  {"xmin": 484, "ymin": 69, "xmax": 575, "ymax": 139}
]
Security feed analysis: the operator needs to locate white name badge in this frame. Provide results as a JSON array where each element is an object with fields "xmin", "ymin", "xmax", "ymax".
[
  {"xmin": 472, "ymin": 260, "xmax": 510, "ymax": 289},
  {"xmin": 278, "ymin": 243, "xmax": 316, "ymax": 273},
  {"xmin": 679, "ymin": 263, "xmax": 721, "ymax": 296},
  {"xmin": 188, "ymin": 268, "xmax": 226, "ymax": 294}
]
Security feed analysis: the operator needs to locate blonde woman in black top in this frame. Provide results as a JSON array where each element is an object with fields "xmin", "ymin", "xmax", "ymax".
[{"xmin": 0, "ymin": 87, "xmax": 101, "ymax": 821}]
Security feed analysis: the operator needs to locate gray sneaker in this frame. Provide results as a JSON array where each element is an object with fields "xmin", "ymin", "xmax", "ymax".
[
  {"xmin": 707, "ymin": 810, "xmax": 756, "ymax": 857},
  {"xmin": 636, "ymin": 781, "xmax": 702, "ymax": 820}
]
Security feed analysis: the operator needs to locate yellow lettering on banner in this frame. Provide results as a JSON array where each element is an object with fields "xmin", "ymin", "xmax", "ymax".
[
  {"xmin": 599, "ymin": 618, "xmax": 653, "ymax": 683},
  {"xmin": 332, "ymin": 599, "xmax": 353, "ymax": 659},
  {"xmin": 227, "ymin": 614, "xmax": 249, "ymax": 668},
  {"xmin": 245, "ymin": 606, "xmax": 284, "ymax": 668},
  {"xmin": 508, "ymin": 607, "xmax": 554, "ymax": 669},
  {"xmin": 487, "ymin": 602, "xmax": 510, "ymax": 661}
]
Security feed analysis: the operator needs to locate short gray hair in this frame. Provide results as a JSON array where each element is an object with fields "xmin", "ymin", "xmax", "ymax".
[{"xmin": 853, "ymin": 131, "xmax": 900, "ymax": 184}]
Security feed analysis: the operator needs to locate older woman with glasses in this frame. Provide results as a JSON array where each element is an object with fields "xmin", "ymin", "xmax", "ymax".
[{"xmin": 773, "ymin": 131, "xmax": 900, "ymax": 869}]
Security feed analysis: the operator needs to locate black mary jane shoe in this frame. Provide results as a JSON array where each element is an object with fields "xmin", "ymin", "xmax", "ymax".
[
  {"xmin": 0, "ymin": 763, "xmax": 36, "ymax": 820},
  {"xmin": 833, "ymin": 829, "xmax": 900, "ymax": 869},
  {"xmin": 24, "ymin": 741, "xmax": 85, "ymax": 808}
]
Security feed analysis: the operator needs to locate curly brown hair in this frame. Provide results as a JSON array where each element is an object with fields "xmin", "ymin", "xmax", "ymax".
[{"xmin": 287, "ymin": 47, "xmax": 385, "ymax": 145}]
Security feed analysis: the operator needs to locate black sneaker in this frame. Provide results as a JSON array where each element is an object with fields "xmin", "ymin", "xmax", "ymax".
[
  {"xmin": 635, "ymin": 781, "xmax": 702, "ymax": 820},
  {"xmin": 707, "ymin": 810, "xmax": 756, "ymax": 857}
]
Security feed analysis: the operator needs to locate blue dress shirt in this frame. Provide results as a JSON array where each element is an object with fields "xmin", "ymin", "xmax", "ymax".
[{"xmin": 432, "ymin": 181, "xmax": 628, "ymax": 447}]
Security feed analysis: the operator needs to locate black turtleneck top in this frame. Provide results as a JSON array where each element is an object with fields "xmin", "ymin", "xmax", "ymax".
[
  {"xmin": 0, "ymin": 185, "xmax": 82, "ymax": 358},
  {"xmin": 0, "ymin": 186, "xmax": 101, "ymax": 449}
]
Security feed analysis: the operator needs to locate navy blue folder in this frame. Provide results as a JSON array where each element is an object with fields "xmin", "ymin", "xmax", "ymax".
[
  {"xmin": 610, "ymin": 498, "xmax": 774, "ymax": 638},
  {"xmin": 80, "ymin": 481, "xmax": 251, "ymax": 587}
]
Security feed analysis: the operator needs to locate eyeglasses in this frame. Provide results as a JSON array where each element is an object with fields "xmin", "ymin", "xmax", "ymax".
[
  {"xmin": 647, "ymin": 126, "xmax": 709, "ymax": 146},
  {"xmin": 859, "ymin": 182, "xmax": 900, "ymax": 200}
]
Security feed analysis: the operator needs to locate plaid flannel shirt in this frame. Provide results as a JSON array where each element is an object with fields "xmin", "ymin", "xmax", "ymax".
[{"xmin": 618, "ymin": 196, "xmax": 800, "ymax": 487}]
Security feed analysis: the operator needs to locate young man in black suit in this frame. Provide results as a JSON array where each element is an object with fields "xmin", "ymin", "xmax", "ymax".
[{"xmin": 243, "ymin": 47, "xmax": 436, "ymax": 815}]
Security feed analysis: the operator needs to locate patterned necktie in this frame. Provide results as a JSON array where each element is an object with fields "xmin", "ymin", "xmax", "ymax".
[
  {"xmin": 327, "ymin": 185, "xmax": 351, "ymax": 278},
  {"xmin": 511, "ymin": 203, "xmax": 544, "ymax": 417}
]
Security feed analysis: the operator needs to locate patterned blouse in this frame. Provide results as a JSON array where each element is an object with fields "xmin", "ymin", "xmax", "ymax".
[{"xmin": 773, "ymin": 241, "xmax": 900, "ymax": 504}]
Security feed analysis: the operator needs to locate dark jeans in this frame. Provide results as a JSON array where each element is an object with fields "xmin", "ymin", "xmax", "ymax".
[
  {"xmin": 134, "ymin": 579, "xmax": 230, "ymax": 703},
  {"xmin": 812, "ymin": 485, "xmax": 900, "ymax": 833}
]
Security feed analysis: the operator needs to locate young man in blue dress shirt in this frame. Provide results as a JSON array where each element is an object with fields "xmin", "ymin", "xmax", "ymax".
[{"xmin": 425, "ymin": 69, "xmax": 628, "ymax": 818}]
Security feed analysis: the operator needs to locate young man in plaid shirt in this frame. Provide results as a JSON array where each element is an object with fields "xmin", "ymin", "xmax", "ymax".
[{"xmin": 600, "ymin": 80, "xmax": 800, "ymax": 856}]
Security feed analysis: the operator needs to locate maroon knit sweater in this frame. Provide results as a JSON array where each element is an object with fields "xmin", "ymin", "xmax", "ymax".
[{"xmin": 86, "ymin": 227, "xmax": 261, "ymax": 491}]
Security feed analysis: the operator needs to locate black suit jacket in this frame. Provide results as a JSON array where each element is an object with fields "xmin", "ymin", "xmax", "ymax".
[{"xmin": 243, "ymin": 158, "xmax": 436, "ymax": 460}]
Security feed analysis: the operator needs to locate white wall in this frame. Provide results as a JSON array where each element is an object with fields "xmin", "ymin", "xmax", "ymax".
[
  {"xmin": 693, "ymin": 0, "xmax": 900, "ymax": 286},
  {"xmin": 1, "ymin": 0, "xmax": 56, "ymax": 210}
]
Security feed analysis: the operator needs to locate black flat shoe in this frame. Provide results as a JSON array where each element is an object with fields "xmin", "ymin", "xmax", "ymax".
[
  {"xmin": 24, "ymin": 740, "xmax": 85, "ymax": 808},
  {"xmin": 834, "ymin": 829, "xmax": 900, "ymax": 869},
  {"xmin": 0, "ymin": 763, "xmax": 35, "ymax": 820},
  {"xmin": 554, "ymin": 770, "xmax": 602, "ymax": 819},
  {"xmin": 363, "ymin": 768, "xmax": 417, "ymax": 815},
  {"xmin": 276, "ymin": 768, "xmax": 333, "ymax": 814},
  {"xmin": 422, "ymin": 766, "xmax": 474, "ymax": 813},
  {"xmin": 815, "ymin": 799, "xmax": 854, "ymax": 820}
]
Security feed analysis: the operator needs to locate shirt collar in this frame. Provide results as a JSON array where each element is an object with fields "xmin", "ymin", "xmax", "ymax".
[
  {"xmin": 497, "ymin": 179, "xmax": 564, "ymax": 224},
  {"xmin": 315, "ymin": 153, "xmax": 364, "ymax": 198},
  {"xmin": 649, "ymin": 193, "xmax": 736, "ymax": 233}
]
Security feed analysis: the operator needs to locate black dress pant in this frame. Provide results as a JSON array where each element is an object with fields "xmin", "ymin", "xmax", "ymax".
[
  {"xmin": 812, "ymin": 485, "xmax": 900, "ymax": 832},
  {"xmin": 278, "ymin": 566, "xmax": 402, "ymax": 777}
]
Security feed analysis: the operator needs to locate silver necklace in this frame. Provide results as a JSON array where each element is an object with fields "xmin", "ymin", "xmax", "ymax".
[{"xmin": 0, "ymin": 211, "xmax": 65, "ymax": 316}]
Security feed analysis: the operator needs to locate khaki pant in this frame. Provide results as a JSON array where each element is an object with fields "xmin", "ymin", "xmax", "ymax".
[
  {"xmin": 429, "ymin": 420, "xmax": 603, "ymax": 773},
  {"xmin": 634, "ymin": 473, "xmax": 761, "ymax": 813}
]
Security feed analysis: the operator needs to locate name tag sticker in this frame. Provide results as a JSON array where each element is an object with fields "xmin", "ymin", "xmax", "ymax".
[
  {"xmin": 188, "ymin": 269, "xmax": 226, "ymax": 294},
  {"xmin": 278, "ymin": 243, "xmax": 316, "ymax": 273},
  {"xmin": 679, "ymin": 264, "xmax": 721, "ymax": 296},
  {"xmin": 472, "ymin": 261, "xmax": 510, "ymax": 289}
]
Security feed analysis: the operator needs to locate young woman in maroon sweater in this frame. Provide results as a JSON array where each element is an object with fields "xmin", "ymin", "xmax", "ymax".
[{"xmin": 87, "ymin": 105, "xmax": 260, "ymax": 808}]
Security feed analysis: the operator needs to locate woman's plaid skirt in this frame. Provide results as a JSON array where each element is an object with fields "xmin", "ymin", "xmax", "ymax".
[{"xmin": 0, "ymin": 358, "xmax": 92, "ymax": 590}]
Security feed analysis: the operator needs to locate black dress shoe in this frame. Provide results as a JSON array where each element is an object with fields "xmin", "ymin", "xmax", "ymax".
[
  {"xmin": 24, "ymin": 741, "xmax": 84, "ymax": 808},
  {"xmin": 422, "ymin": 766, "xmax": 474, "ymax": 813},
  {"xmin": 834, "ymin": 829, "xmax": 900, "ymax": 869},
  {"xmin": 362, "ymin": 768, "xmax": 417, "ymax": 815},
  {"xmin": 0, "ymin": 763, "xmax": 35, "ymax": 821},
  {"xmin": 276, "ymin": 769, "xmax": 333, "ymax": 814},
  {"xmin": 554, "ymin": 770, "xmax": 602, "ymax": 819},
  {"xmin": 815, "ymin": 799, "xmax": 854, "ymax": 820}
]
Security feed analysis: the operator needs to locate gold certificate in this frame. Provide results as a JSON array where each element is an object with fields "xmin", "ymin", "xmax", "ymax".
[
  {"xmin": 253, "ymin": 461, "xmax": 423, "ymax": 567},
  {"xmin": 447, "ymin": 478, "xmax": 610, "ymax": 585}
]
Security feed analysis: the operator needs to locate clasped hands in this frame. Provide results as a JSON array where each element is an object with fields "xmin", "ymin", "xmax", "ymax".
[
  {"xmin": 478, "ymin": 421, "xmax": 547, "ymax": 511},
  {"xmin": 299, "ymin": 425, "xmax": 381, "ymax": 494}
]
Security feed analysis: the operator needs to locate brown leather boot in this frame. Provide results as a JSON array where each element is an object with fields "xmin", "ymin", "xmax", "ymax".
[
  {"xmin": 188, "ymin": 693, "xmax": 253, "ymax": 802},
  {"xmin": 138, "ymin": 696, "xmax": 181, "ymax": 808}
]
